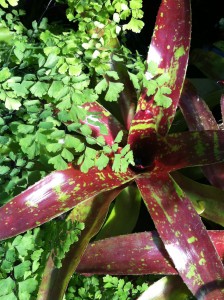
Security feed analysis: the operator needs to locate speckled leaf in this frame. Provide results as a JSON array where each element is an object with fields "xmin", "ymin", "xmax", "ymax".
[
  {"xmin": 172, "ymin": 172, "xmax": 224, "ymax": 227},
  {"xmin": 81, "ymin": 102, "xmax": 126, "ymax": 146},
  {"xmin": 129, "ymin": 0, "xmax": 191, "ymax": 149},
  {"xmin": 38, "ymin": 188, "xmax": 123, "ymax": 300},
  {"xmin": 0, "ymin": 164, "xmax": 136, "ymax": 240},
  {"xmin": 77, "ymin": 231, "xmax": 176, "ymax": 276},
  {"xmin": 180, "ymin": 81, "xmax": 219, "ymax": 131},
  {"xmin": 136, "ymin": 173, "xmax": 224, "ymax": 299},
  {"xmin": 156, "ymin": 130, "xmax": 224, "ymax": 172},
  {"xmin": 77, "ymin": 231, "xmax": 224, "ymax": 276},
  {"xmin": 180, "ymin": 81, "xmax": 224, "ymax": 189}
]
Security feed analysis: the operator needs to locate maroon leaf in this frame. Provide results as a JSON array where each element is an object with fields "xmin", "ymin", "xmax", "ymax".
[
  {"xmin": 0, "ymin": 163, "xmax": 136, "ymax": 240},
  {"xmin": 77, "ymin": 231, "xmax": 224, "ymax": 276},
  {"xmin": 180, "ymin": 81, "xmax": 224, "ymax": 189},
  {"xmin": 180, "ymin": 81, "xmax": 219, "ymax": 131},
  {"xmin": 136, "ymin": 173, "xmax": 224, "ymax": 298},
  {"xmin": 38, "ymin": 188, "xmax": 123, "ymax": 300},
  {"xmin": 172, "ymin": 171, "xmax": 224, "ymax": 227},
  {"xmin": 156, "ymin": 130, "xmax": 224, "ymax": 172},
  {"xmin": 78, "ymin": 231, "xmax": 176, "ymax": 275},
  {"xmin": 128, "ymin": 0, "xmax": 191, "ymax": 150}
]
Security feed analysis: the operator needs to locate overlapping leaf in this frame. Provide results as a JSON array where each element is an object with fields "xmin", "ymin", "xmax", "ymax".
[
  {"xmin": 128, "ymin": 0, "xmax": 191, "ymax": 151},
  {"xmin": 0, "ymin": 164, "xmax": 136, "ymax": 240},
  {"xmin": 172, "ymin": 172, "xmax": 224, "ymax": 226},
  {"xmin": 180, "ymin": 81, "xmax": 224, "ymax": 189},
  {"xmin": 136, "ymin": 174, "xmax": 224, "ymax": 299},
  {"xmin": 156, "ymin": 130, "xmax": 224, "ymax": 172},
  {"xmin": 77, "ymin": 231, "xmax": 224, "ymax": 276},
  {"xmin": 37, "ymin": 188, "xmax": 123, "ymax": 300}
]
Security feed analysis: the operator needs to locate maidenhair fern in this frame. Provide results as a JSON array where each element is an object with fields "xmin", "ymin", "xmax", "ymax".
[
  {"xmin": 66, "ymin": 274, "xmax": 149, "ymax": 300},
  {"xmin": 0, "ymin": 220, "xmax": 84, "ymax": 299},
  {"xmin": 0, "ymin": 1, "xmax": 143, "ymax": 201}
]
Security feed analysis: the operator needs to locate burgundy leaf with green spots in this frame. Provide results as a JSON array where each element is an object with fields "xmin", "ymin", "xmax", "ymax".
[
  {"xmin": 0, "ymin": 164, "xmax": 135, "ymax": 240},
  {"xmin": 136, "ymin": 174, "xmax": 224, "ymax": 299},
  {"xmin": 77, "ymin": 231, "xmax": 224, "ymax": 276},
  {"xmin": 1, "ymin": 0, "xmax": 224, "ymax": 299}
]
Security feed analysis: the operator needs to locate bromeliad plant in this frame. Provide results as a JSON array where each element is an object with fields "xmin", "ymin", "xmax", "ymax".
[{"xmin": 1, "ymin": 0, "xmax": 224, "ymax": 299}]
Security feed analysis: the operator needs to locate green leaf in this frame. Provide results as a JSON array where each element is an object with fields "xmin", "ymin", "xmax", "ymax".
[
  {"xmin": 14, "ymin": 261, "xmax": 31, "ymax": 279},
  {"xmin": 96, "ymin": 136, "xmax": 106, "ymax": 145},
  {"xmin": 0, "ymin": 67, "xmax": 11, "ymax": 82},
  {"xmin": 156, "ymin": 73, "xmax": 170, "ymax": 85},
  {"xmin": 96, "ymin": 153, "xmax": 109, "ymax": 170},
  {"xmin": 44, "ymin": 53, "xmax": 59, "ymax": 68},
  {"xmin": 58, "ymin": 63, "xmax": 68, "ymax": 74},
  {"xmin": 0, "ymin": 135, "xmax": 9, "ymax": 144},
  {"xmin": 143, "ymin": 77, "xmax": 157, "ymax": 96},
  {"xmin": 18, "ymin": 278, "xmax": 38, "ymax": 298},
  {"xmin": 105, "ymin": 82, "xmax": 124, "ymax": 101},
  {"xmin": 20, "ymin": 135, "xmax": 34, "ymax": 149},
  {"xmin": 17, "ymin": 124, "xmax": 35, "ymax": 134},
  {"xmin": 8, "ymin": 0, "xmax": 19, "ymax": 6},
  {"xmin": 46, "ymin": 143, "xmax": 63, "ymax": 153},
  {"xmin": 123, "ymin": 18, "xmax": 144, "ymax": 33},
  {"xmin": 103, "ymin": 145, "xmax": 112, "ymax": 154},
  {"xmin": 5, "ymin": 98, "xmax": 21, "ymax": 110},
  {"xmin": 80, "ymin": 156, "xmax": 95, "ymax": 173},
  {"xmin": 30, "ymin": 82, "xmax": 49, "ymax": 97},
  {"xmin": 8, "ymin": 81, "xmax": 32, "ymax": 97},
  {"xmin": 112, "ymin": 143, "xmax": 119, "ymax": 152},
  {"xmin": 112, "ymin": 154, "xmax": 121, "ymax": 173},
  {"xmin": 147, "ymin": 61, "xmax": 158, "ymax": 75},
  {"xmin": 0, "ymin": 277, "xmax": 15, "ymax": 297},
  {"xmin": 61, "ymin": 148, "xmax": 74, "ymax": 162},
  {"xmin": 39, "ymin": 121, "xmax": 54, "ymax": 130},
  {"xmin": 128, "ymin": 72, "xmax": 140, "ymax": 89},
  {"xmin": 48, "ymin": 155, "xmax": 68, "ymax": 170},
  {"xmin": 106, "ymin": 71, "xmax": 119, "ymax": 80},
  {"xmin": 95, "ymin": 78, "xmax": 108, "ymax": 94},
  {"xmin": 68, "ymin": 64, "xmax": 82, "ymax": 76},
  {"xmin": 130, "ymin": 0, "xmax": 142, "ymax": 9},
  {"xmin": 160, "ymin": 86, "xmax": 172, "ymax": 95},
  {"xmin": 48, "ymin": 81, "xmax": 65, "ymax": 99},
  {"xmin": 80, "ymin": 124, "xmax": 92, "ymax": 136},
  {"xmin": 120, "ymin": 144, "xmax": 130, "ymax": 156},
  {"xmin": 154, "ymin": 91, "xmax": 172, "ymax": 108},
  {"xmin": 114, "ymin": 131, "xmax": 123, "ymax": 143},
  {"xmin": 0, "ymin": 293, "xmax": 17, "ymax": 300},
  {"xmin": 0, "ymin": 166, "xmax": 10, "ymax": 175},
  {"xmin": 64, "ymin": 135, "xmax": 81, "ymax": 149},
  {"xmin": 0, "ymin": 27, "xmax": 13, "ymax": 44}
]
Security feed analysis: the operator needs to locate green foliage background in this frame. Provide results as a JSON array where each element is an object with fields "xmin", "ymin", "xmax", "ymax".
[
  {"xmin": 0, "ymin": 0, "xmax": 147, "ymax": 203},
  {"xmin": 0, "ymin": 0, "xmax": 152, "ymax": 298}
]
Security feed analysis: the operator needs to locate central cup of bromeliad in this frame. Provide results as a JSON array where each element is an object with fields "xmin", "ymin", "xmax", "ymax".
[{"xmin": 128, "ymin": 109, "xmax": 158, "ymax": 172}]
